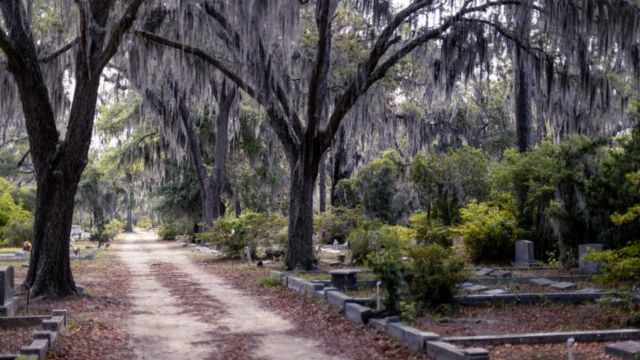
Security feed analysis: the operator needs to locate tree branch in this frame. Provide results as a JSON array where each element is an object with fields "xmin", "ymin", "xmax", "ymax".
[
  {"xmin": 137, "ymin": 30, "xmax": 299, "ymax": 154},
  {"xmin": 39, "ymin": 37, "xmax": 80, "ymax": 63},
  {"xmin": 97, "ymin": 0, "xmax": 146, "ymax": 72}
]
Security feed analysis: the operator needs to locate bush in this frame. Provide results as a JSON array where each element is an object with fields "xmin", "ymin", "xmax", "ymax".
[
  {"xmin": 367, "ymin": 246, "xmax": 404, "ymax": 311},
  {"xmin": 158, "ymin": 222, "xmax": 178, "ymax": 240},
  {"xmin": 314, "ymin": 207, "xmax": 365, "ymax": 244},
  {"xmin": 197, "ymin": 212, "xmax": 288, "ymax": 259},
  {"xmin": 4, "ymin": 216, "xmax": 33, "ymax": 247},
  {"xmin": 0, "ymin": 240, "xmax": 9, "ymax": 248},
  {"xmin": 405, "ymin": 244, "xmax": 467, "ymax": 310},
  {"xmin": 410, "ymin": 212, "xmax": 452, "ymax": 247},
  {"xmin": 587, "ymin": 242, "xmax": 640, "ymax": 286},
  {"xmin": 333, "ymin": 178, "xmax": 359, "ymax": 208},
  {"xmin": 347, "ymin": 221, "xmax": 401, "ymax": 265},
  {"xmin": 453, "ymin": 200, "xmax": 517, "ymax": 262},
  {"xmin": 356, "ymin": 156, "xmax": 398, "ymax": 223},
  {"xmin": 137, "ymin": 216, "xmax": 152, "ymax": 229},
  {"xmin": 103, "ymin": 218, "xmax": 124, "ymax": 241}
]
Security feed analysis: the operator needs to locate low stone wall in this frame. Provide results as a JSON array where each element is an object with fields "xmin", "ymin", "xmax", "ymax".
[{"xmin": 0, "ymin": 309, "xmax": 68, "ymax": 360}]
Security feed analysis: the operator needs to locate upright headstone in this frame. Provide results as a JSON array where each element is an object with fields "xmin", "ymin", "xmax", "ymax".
[
  {"xmin": 0, "ymin": 266, "xmax": 19, "ymax": 316},
  {"xmin": 514, "ymin": 240, "xmax": 534, "ymax": 267},
  {"xmin": 578, "ymin": 243, "xmax": 603, "ymax": 273}
]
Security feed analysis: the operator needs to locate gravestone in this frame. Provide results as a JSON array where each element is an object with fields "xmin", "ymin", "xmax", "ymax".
[
  {"xmin": 0, "ymin": 266, "xmax": 19, "ymax": 316},
  {"xmin": 514, "ymin": 240, "xmax": 535, "ymax": 267},
  {"xmin": 578, "ymin": 243, "xmax": 603, "ymax": 273},
  {"xmin": 329, "ymin": 269, "xmax": 361, "ymax": 291}
]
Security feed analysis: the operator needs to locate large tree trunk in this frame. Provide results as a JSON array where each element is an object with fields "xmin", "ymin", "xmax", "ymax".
[
  {"xmin": 27, "ymin": 174, "xmax": 78, "ymax": 297},
  {"xmin": 285, "ymin": 147, "xmax": 321, "ymax": 270},
  {"xmin": 211, "ymin": 82, "xmax": 237, "ymax": 219},
  {"xmin": 514, "ymin": 1, "xmax": 533, "ymax": 230}
]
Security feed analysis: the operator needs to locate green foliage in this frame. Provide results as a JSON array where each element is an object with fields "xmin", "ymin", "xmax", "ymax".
[
  {"xmin": 95, "ymin": 96, "xmax": 140, "ymax": 138},
  {"xmin": 412, "ymin": 146, "xmax": 490, "ymax": 225},
  {"xmin": 103, "ymin": 218, "xmax": 124, "ymax": 241},
  {"xmin": 587, "ymin": 242, "xmax": 640, "ymax": 286},
  {"xmin": 0, "ymin": 178, "xmax": 33, "ymax": 247},
  {"xmin": 355, "ymin": 156, "xmax": 398, "ymax": 223},
  {"xmin": 410, "ymin": 211, "xmax": 452, "ymax": 247},
  {"xmin": 259, "ymin": 276, "xmax": 282, "ymax": 288},
  {"xmin": 347, "ymin": 221, "xmax": 409, "ymax": 265},
  {"xmin": 405, "ymin": 244, "xmax": 467, "ymax": 310},
  {"xmin": 197, "ymin": 212, "xmax": 287, "ymax": 258},
  {"xmin": 314, "ymin": 207, "xmax": 366, "ymax": 244},
  {"xmin": 367, "ymin": 246, "xmax": 404, "ymax": 311},
  {"xmin": 333, "ymin": 178, "xmax": 359, "ymax": 208},
  {"xmin": 4, "ymin": 216, "xmax": 33, "ymax": 248},
  {"xmin": 136, "ymin": 216, "xmax": 152, "ymax": 229},
  {"xmin": 453, "ymin": 200, "xmax": 517, "ymax": 262},
  {"xmin": 159, "ymin": 223, "xmax": 178, "ymax": 241}
]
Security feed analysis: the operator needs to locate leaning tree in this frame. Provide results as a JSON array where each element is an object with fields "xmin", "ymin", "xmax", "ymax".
[{"xmin": 0, "ymin": 0, "xmax": 146, "ymax": 297}]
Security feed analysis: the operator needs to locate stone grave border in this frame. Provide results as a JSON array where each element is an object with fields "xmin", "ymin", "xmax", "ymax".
[
  {"xmin": 271, "ymin": 270, "xmax": 640, "ymax": 359},
  {"xmin": 0, "ymin": 309, "xmax": 68, "ymax": 360}
]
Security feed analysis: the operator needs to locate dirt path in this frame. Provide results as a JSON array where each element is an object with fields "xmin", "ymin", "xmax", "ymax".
[{"xmin": 116, "ymin": 231, "xmax": 345, "ymax": 360}]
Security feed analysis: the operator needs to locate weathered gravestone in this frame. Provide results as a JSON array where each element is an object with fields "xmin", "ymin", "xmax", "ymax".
[
  {"xmin": 329, "ymin": 269, "xmax": 361, "ymax": 291},
  {"xmin": 514, "ymin": 240, "xmax": 535, "ymax": 267},
  {"xmin": 578, "ymin": 243, "xmax": 603, "ymax": 273},
  {"xmin": 0, "ymin": 266, "xmax": 19, "ymax": 316}
]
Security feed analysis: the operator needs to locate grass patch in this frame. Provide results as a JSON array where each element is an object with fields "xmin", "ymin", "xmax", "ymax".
[
  {"xmin": 0, "ymin": 247, "xmax": 20, "ymax": 254},
  {"xmin": 259, "ymin": 276, "xmax": 282, "ymax": 288}
]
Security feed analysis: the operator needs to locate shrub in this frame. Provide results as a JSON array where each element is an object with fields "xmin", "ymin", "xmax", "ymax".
[
  {"xmin": 356, "ymin": 156, "xmax": 398, "ymax": 223},
  {"xmin": 367, "ymin": 246, "xmax": 404, "ymax": 311},
  {"xmin": 137, "ymin": 216, "xmax": 152, "ymax": 229},
  {"xmin": 587, "ymin": 242, "xmax": 640, "ymax": 286},
  {"xmin": 410, "ymin": 212, "xmax": 452, "ymax": 247},
  {"xmin": 0, "ymin": 240, "xmax": 9, "ymax": 248},
  {"xmin": 314, "ymin": 207, "xmax": 365, "ymax": 244},
  {"xmin": 404, "ymin": 244, "xmax": 467, "ymax": 311},
  {"xmin": 158, "ymin": 222, "xmax": 178, "ymax": 241},
  {"xmin": 333, "ymin": 178, "xmax": 359, "ymax": 208},
  {"xmin": 453, "ymin": 200, "xmax": 517, "ymax": 262},
  {"xmin": 103, "ymin": 218, "xmax": 124, "ymax": 241},
  {"xmin": 4, "ymin": 216, "xmax": 33, "ymax": 247},
  {"xmin": 197, "ymin": 212, "xmax": 288, "ymax": 259}
]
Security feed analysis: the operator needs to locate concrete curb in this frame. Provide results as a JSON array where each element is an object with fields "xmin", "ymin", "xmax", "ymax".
[{"xmin": 443, "ymin": 329, "xmax": 640, "ymax": 345}]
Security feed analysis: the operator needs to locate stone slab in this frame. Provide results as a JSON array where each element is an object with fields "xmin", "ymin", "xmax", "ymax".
[
  {"xmin": 0, "ymin": 316, "xmax": 50, "ymax": 329},
  {"xmin": 490, "ymin": 270, "xmax": 512, "ymax": 278},
  {"xmin": 459, "ymin": 282, "xmax": 475, "ymax": 289},
  {"xmin": 387, "ymin": 322, "xmax": 439, "ymax": 351},
  {"xmin": 579, "ymin": 243, "xmax": 603, "ymax": 273},
  {"xmin": 20, "ymin": 339, "xmax": 48, "ymax": 360},
  {"xmin": 326, "ymin": 290, "xmax": 352, "ymax": 312},
  {"xmin": 51, "ymin": 310, "xmax": 68, "ymax": 325},
  {"xmin": 426, "ymin": 341, "xmax": 467, "ymax": 359},
  {"xmin": 443, "ymin": 329, "xmax": 640, "ymax": 345},
  {"xmin": 32, "ymin": 330, "xmax": 58, "ymax": 348},
  {"xmin": 0, "ymin": 267, "xmax": 14, "ymax": 306},
  {"xmin": 466, "ymin": 285, "xmax": 489, "ymax": 292},
  {"xmin": 530, "ymin": 278, "xmax": 557, "ymax": 286},
  {"xmin": 474, "ymin": 268, "xmax": 493, "ymax": 276},
  {"xmin": 0, "ymin": 298, "xmax": 19, "ymax": 317},
  {"xmin": 605, "ymin": 341, "xmax": 640, "ymax": 359},
  {"xmin": 42, "ymin": 316, "xmax": 64, "ymax": 333},
  {"xmin": 515, "ymin": 240, "xmax": 534, "ymax": 264},
  {"xmin": 550, "ymin": 282, "xmax": 577, "ymax": 290},
  {"xmin": 369, "ymin": 316, "xmax": 400, "ymax": 332},
  {"xmin": 456, "ymin": 291, "xmax": 609, "ymax": 306},
  {"xmin": 345, "ymin": 303, "xmax": 373, "ymax": 324},
  {"xmin": 329, "ymin": 269, "xmax": 361, "ymax": 291},
  {"xmin": 472, "ymin": 275, "xmax": 592, "ymax": 285},
  {"xmin": 574, "ymin": 287, "xmax": 602, "ymax": 294},
  {"xmin": 0, "ymin": 354, "xmax": 17, "ymax": 360},
  {"xmin": 481, "ymin": 289, "xmax": 508, "ymax": 295}
]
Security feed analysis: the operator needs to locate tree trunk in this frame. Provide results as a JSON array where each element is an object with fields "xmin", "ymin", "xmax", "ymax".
[
  {"xmin": 27, "ymin": 176, "xmax": 77, "ymax": 297},
  {"xmin": 318, "ymin": 154, "xmax": 327, "ymax": 212},
  {"xmin": 125, "ymin": 190, "xmax": 133, "ymax": 232},
  {"xmin": 514, "ymin": 1, "xmax": 533, "ymax": 230},
  {"xmin": 211, "ymin": 82, "xmax": 237, "ymax": 219},
  {"xmin": 285, "ymin": 148, "xmax": 321, "ymax": 270}
]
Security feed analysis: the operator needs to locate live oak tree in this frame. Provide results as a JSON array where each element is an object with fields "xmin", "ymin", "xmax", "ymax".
[
  {"xmin": 0, "ymin": 0, "xmax": 145, "ymax": 297},
  {"xmin": 139, "ymin": 0, "xmax": 543, "ymax": 269}
]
